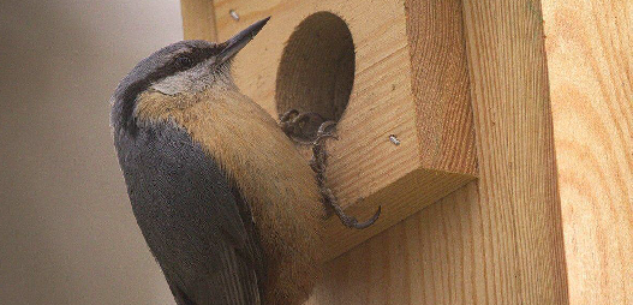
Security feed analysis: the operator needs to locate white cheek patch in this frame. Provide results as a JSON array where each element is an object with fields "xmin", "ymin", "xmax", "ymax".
[
  {"xmin": 149, "ymin": 57, "xmax": 238, "ymax": 96},
  {"xmin": 151, "ymin": 64, "xmax": 215, "ymax": 95},
  {"xmin": 151, "ymin": 72, "xmax": 192, "ymax": 95}
]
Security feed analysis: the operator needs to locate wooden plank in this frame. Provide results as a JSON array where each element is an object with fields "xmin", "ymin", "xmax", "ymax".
[
  {"xmin": 323, "ymin": 0, "xmax": 477, "ymax": 262},
  {"xmin": 211, "ymin": 0, "xmax": 477, "ymax": 259},
  {"xmin": 460, "ymin": 0, "xmax": 568, "ymax": 302},
  {"xmin": 541, "ymin": 1, "xmax": 633, "ymax": 303},
  {"xmin": 180, "ymin": 0, "xmax": 217, "ymax": 41},
  {"xmin": 305, "ymin": 0, "xmax": 570, "ymax": 303},
  {"xmin": 307, "ymin": 183, "xmax": 484, "ymax": 305},
  {"xmin": 323, "ymin": 169, "xmax": 474, "ymax": 261},
  {"xmin": 407, "ymin": 0, "xmax": 478, "ymax": 175}
]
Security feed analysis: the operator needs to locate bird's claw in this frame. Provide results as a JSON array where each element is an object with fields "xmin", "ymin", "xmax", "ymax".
[
  {"xmin": 309, "ymin": 119, "xmax": 381, "ymax": 230},
  {"xmin": 280, "ymin": 109, "xmax": 381, "ymax": 230},
  {"xmin": 340, "ymin": 206, "xmax": 382, "ymax": 230},
  {"xmin": 321, "ymin": 187, "xmax": 382, "ymax": 229},
  {"xmin": 310, "ymin": 120, "xmax": 337, "ymax": 175},
  {"xmin": 314, "ymin": 121, "xmax": 338, "ymax": 142},
  {"xmin": 279, "ymin": 109, "xmax": 326, "ymax": 144}
]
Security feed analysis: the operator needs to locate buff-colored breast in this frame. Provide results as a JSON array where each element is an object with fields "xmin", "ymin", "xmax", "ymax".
[{"xmin": 136, "ymin": 87, "xmax": 323, "ymax": 305}]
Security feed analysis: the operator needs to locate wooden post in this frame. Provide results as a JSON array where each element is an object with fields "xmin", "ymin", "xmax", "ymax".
[
  {"xmin": 181, "ymin": 0, "xmax": 632, "ymax": 303},
  {"xmin": 542, "ymin": 1, "xmax": 632, "ymax": 303},
  {"xmin": 180, "ymin": 0, "xmax": 217, "ymax": 41}
]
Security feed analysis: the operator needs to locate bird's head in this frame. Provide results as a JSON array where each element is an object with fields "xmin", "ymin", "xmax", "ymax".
[{"xmin": 111, "ymin": 17, "xmax": 270, "ymax": 134}]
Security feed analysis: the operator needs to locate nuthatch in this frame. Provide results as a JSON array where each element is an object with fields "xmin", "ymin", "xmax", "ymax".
[
  {"xmin": 112, "ymin": 16, "xmax": 381, "ymax": 305},
  {"xmin": 111, "ymin": 18, "xmax": 322, "ymax": 305}
]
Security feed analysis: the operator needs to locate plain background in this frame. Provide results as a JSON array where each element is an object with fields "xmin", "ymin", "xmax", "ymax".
[{"xmin": 1, "ymin": 1, "xmax": 185, "ymax": 304}]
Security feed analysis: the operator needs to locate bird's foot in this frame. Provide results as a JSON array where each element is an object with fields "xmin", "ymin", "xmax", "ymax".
[
  {"xmin": 279, "ymin": 109, "xmax": 381, "ymax": 229},
  {"xmin": 310, "ymin": 120, "xmax": 381, "ymax": 230},
  {"xmin": 309, "ymin": 121, "xmax": 338, "ymax": 174},
  {"xmin": 279, "ymin": 109, "xmax": 326, "ymax": 145}
]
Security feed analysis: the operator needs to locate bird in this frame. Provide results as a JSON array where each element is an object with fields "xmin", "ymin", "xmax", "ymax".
[{"xmin": 110, "ymin": 17, "xmax": 324, "ymax": 305}]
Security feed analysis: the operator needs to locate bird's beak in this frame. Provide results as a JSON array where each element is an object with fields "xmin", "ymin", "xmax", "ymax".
[{"xmin": 217, "ymin": 17, "xmax": 270, "ymax": 64}]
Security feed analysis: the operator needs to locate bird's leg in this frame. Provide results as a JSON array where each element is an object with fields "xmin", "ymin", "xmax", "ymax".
[
  {"xmin": 280, "ymin": 109, "xmax": 381, "ymax": 229},
  {"xmin": 310, "ymin": 121, "xmax": 381, "ymax": 230},
  {"xmin": 279, "ymin": 109, "xmax": 325, "ymax": 144},
  {"xmin": 279, "ymin": 109, "xmax": 300, "ymax": 136}
]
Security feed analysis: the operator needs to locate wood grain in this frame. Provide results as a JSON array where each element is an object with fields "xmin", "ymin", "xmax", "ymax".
[
  {"xmin": 407, "ymin": 0, "xmax": 478, "ymax": 175},
  {"xmin": 180, "ymin": 0, "xmax": 217, "ymax": 41},
  {"xmin": 322, "ymin": 168, "xmax": 474, "ymax": 260},
  {"xmin": 461, "ymin": 0, "xmax": 569, "ymax": 302},
  {"xmin": 307, "ymin": 182, "xmax": 484, "ymax": 305},
  {"xmin": 306, "ymin": 0, "xmax": 571, "ymax": 303},
  {"xmin": 542, "ymin": 0, "xmax": 633, "ymax": 303}
]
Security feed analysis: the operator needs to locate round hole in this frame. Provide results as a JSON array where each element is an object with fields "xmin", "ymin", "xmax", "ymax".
[{"xmin": 275, "ymin": 12, "xmax": 355, "ymax": 123}]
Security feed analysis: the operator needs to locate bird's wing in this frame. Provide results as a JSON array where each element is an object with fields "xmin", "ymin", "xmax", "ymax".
[{"xmin": 116, "ymin": 123, "xmax": 264, "ymax": 305}]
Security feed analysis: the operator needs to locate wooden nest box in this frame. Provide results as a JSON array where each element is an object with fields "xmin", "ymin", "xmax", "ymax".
[
  {"xmin": 182, "ymin": 0, "xmax": 632, "ymax": 303},
  {"xmin": 182, "ymin": 0, "xmax": 477, "ymax": 260}
]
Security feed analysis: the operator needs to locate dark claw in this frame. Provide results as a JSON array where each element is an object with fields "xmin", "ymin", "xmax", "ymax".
[
  {"xmin": 330, "ymin": 202, "xmax": 382, "ymax": 229},
  {"xmin": 279, "ymin": 109, "xmax": 327, "ymax": 144},
  {"xmin": 312, "ymin": 120, "xmax": 381, "ymax": 230},
  {"xmin": 349, "ymin": 206, "xmax": 382, "ymax": 229},
  {"xmin": 314, "ymin": 121, "xmax": 337, "ymax": 142},
  {"xmin": 279, "ymin": 109, "xmax": 299, "ymax": 122},
  {"xmin": 317, "ymin": 121, "xmax": 337, "ymax": 136}
]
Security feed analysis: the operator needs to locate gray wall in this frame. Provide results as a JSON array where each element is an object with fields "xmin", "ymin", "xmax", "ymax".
[{"xmin": 0, "ymin": 1, "xmax": 184, "ymax": 304}]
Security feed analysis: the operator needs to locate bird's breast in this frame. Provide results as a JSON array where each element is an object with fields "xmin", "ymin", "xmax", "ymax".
[{"xmin": 136, "ymin": 88, "xmax": 323, "ymax": 259}]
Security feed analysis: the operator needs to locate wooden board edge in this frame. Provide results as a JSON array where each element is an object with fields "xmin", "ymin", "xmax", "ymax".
[{"xmin": 323, "ymin": 168, "xmax": 476, "ymax": 260}]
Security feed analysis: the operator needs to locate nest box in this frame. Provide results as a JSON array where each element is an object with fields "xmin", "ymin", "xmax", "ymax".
[{"xmin": 182, "ymin": 0, "xmax": 478, "ymax": 259}]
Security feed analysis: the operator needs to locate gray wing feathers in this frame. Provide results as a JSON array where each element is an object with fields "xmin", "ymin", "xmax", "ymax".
[
  {"xmin": 168, "ymin": 243, "xmax": 260, "ymax": 305},
  {"xmin": 114, "ymin": 123, "xmax": 263, "ymax": 305}
]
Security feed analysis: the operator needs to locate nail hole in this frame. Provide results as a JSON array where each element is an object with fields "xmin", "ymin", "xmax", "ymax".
[{"xmin": 275, "ymin": 12, "xmax": 355, "ymax": 122}]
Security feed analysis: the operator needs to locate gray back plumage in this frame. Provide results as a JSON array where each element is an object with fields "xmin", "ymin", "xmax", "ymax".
[
  {"xmin": 111, "ymin": 39, "xmax": 265, "ymax": 305},
  {"xmin": 113, "ymin": 121, "xmax": 264, "ymax": 305}
]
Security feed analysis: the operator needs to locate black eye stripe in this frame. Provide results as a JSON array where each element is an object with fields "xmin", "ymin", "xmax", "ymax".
[
  {"xmin": 135, "ymin": 46, "xmax": 223, "ymax": 93},
  {"xmin": 114, "ymin": 43, "xmax": 225, "ymax": 136},
  {"xmin": 175, "ymin": 56, "xmax": 194, "ymax": 68},
  {"xmin": 171, "ymin": 46, "xmax": 223, "ymax": 71}
]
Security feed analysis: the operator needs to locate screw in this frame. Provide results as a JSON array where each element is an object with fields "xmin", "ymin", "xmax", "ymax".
[
  {"xmin": 229, "ymin": 9, "xmax": 240, "ymax": 21},
  {"xmin": 389, "ymin": 135, "xmax": 400, "ymax": 146}
]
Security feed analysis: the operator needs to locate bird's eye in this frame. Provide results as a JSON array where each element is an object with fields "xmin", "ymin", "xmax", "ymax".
[{"xmin": 175, "ymin": 56, "xmax": 194, "ymax": 68}]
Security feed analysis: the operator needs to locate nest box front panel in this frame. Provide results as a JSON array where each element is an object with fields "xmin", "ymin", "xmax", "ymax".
[{"xmin": 211, "ymin": 0, "xmax": 477, "ymax": 259}]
